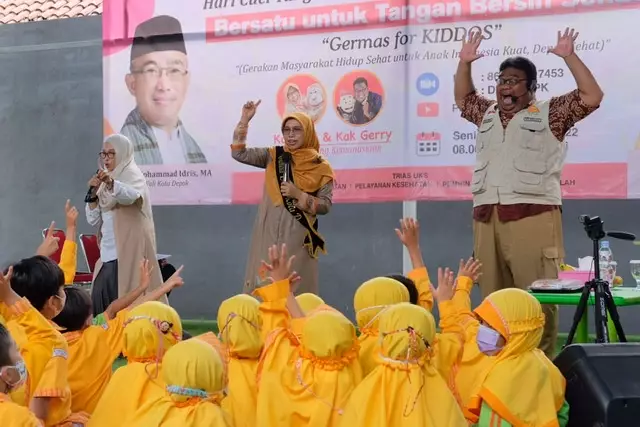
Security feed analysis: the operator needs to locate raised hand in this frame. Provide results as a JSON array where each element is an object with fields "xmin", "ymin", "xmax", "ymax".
[
  {"xmin": 395, "ymin": 218, "xmax": 420, "ymax": 250},
  {"xmin": 241, "ymin": 100, "xmax": 262, "ymax": 123},
  {"xmin": 36, "ymin": 221, "xmax": 59, "ymax": 257},
  {"xmin": 457, "ymin": 257, "xmax": 482, "ymax": 282},
  {"xmin": 0, "ymin": 266, "xmax": 13, "ymax": 303},
  {"xmin": 139, "ymin": 258, "xmax": 152, "ymax": 291},
  {"xmin": 65, "ymin": 199, "xmax": 78, "ymax": 229},
  {"xmin": 166, "ymin": 265, "xmax": 185, "ymax": 289},
  {"xmin": 260, "ymin": 244, "xmax": 296, "ymax": 283},
  {"xmin": 550, "ymin": 27, "xmax": 578, "ymax": 58},
  {"xmin": 431, "ymin": 267, "xmax": 456, "ymax": 303},
  {"xmin": 459, "ymin": 31, "xmax": 484, "ymax": 63}
]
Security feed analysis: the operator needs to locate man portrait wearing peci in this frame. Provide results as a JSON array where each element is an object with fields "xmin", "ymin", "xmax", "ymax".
[{"xmin": 121, "ymin": 15, "xmax": 207, "ymax": 165}]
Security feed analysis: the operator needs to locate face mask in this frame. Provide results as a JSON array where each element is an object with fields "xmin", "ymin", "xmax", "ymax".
[
  {"xmin": 2, "ymin": 359, "xmax": 27, "ymax": 390},
  {"xmin": 476, "ymin": 324, "xmax": 503, "ymax": 355}
]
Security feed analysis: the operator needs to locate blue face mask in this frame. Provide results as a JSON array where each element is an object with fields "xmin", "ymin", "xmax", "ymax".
[{"xmin": 476, "ymin": 324, "xmax": 503, "ymax": 355}]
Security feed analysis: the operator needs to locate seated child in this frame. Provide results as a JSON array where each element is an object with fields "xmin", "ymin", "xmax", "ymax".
[
  {"xmin": 339, "ymin": 302, "xmax": 467, "ymax": 427},
  {"xmin": 0, "ymin": 266, "xmax": 49, "ymax": 427},
  {"xmin": 7, "ymin": 255, "xmax": 89, "ymax": 427},
  {"xmin": 52, "ymin": 259, "xmax": 184, "ymax": 414},
  {"xmin": 88, "ymin": 301, "xmax": 183, "ymax": 427},
  {"xmin": 124, "ymin": 339, "xmax": 230, "ymax": 426}
]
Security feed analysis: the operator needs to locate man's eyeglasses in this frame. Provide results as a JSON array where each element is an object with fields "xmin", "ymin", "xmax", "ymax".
[
  {"xmin": 132, "ymin": 66, "xmax": 188, "ymax": 81},
  {"xmin": 496, "ymin": 77, "xmax": 527, "ymax": 87},
  {"xmin": 99, "ymin": 151, "xmax": 115, "ymax": 159}
]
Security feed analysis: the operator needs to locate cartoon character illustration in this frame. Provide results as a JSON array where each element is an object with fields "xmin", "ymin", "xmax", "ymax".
[
  {"xmin": 305, "ymin": 83, "xmax": 325, "ymax": 122},
  {"xmin": 285, "ymin": 83, "xmax": 307, "ymax": 114},
  {"xmin": 337, "ymin": 92, "xmax": 355, "ymax": 122}
]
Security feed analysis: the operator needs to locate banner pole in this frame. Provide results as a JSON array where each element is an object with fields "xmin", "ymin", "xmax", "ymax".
[{"xmin": 402, "ymin": 200, "xmax": 417, "ymax": 275}]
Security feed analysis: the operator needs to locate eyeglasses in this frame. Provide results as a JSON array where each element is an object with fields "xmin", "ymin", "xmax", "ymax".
[
  {"xmin": 283, "ymin": 127, "xmax": 303, "ymax": 135},
  {"xmin": 132, "ymin": 66, "xmax": 188, "ymax": 81},
  {"xmin": 496, "ymin": 77, "xmax": 526, "ymax": 87},
  {"xmin": 99, "ymin": 151, "xmax": 115, "ymax": 159}
]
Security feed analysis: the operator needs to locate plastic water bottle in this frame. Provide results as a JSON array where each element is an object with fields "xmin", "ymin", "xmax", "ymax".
[{"xmin": 598, "ymin": 241, "xmax": 614, "ymax": 284}]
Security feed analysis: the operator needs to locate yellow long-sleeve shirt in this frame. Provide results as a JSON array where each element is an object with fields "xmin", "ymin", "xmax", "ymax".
[{"xmin": 59, "ymin": 241, "xmax": 77, "ymax": 285}]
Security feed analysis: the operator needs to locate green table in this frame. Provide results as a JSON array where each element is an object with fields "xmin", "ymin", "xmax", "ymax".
[{"xmin": 530, "ymin": 287, "xmax": 640, "ymax": 343}]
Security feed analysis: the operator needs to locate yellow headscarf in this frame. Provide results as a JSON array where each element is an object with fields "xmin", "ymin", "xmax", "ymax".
[
  {"xmin": 296, "ymin": 293, "xmax": 325, "ymax": 314},
  {"xmin": 124, "ymin": 339, "xmax": 230, "ymax": 426},
  {"xmin": 469, "ymin": 289, "xmax": 566, "ymax": 426},
  {"xmin": 265, "ymin": 112, "xmax": 334, "ymax": 206},
  {"xmin": 88, "ymin": 302, "xmax": 183, "ymax": 427},
  {"xmin": 353, "ymin": 277, "xmax": 410, "ymax": 376},
  {"xmin": 256, "ymin": 310, "xmax": 362, "ymax": 427},
  {"xmin": 339, "ymin": 303, "xmax": 468, "ymax": 427},
  {"xmin": 217, "ymin": 294, "xmax": 262, "ymax": 427}
]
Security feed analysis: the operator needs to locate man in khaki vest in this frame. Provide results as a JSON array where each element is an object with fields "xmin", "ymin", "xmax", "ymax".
[{"xmin": 454, "ymin": 28, "xmax": 603, "ymax": 357}]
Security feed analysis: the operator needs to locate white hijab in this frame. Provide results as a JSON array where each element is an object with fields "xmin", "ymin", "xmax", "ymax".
[{"xmin": 97, "ymin": 134, "xmax": 152, "ymax": 219}]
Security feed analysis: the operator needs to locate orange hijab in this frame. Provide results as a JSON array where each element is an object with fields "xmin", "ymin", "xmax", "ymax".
[{"xmin": 266, "ymin": 112, "xmax": 334, "ymax": 205}]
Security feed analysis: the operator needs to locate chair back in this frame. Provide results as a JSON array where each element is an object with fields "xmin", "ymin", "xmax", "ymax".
[
  {"xmin": 80, "ymin": 234, "xmax": 100, "ymax": 273},
  {"xmin": 41, "ymin": 228, "xmax": 66, "ymax": 263}
]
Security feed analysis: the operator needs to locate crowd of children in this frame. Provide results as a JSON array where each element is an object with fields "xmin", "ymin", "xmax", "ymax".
[{"xmin": 0, "ymin": 211, "xmax": 568, "ymax": 426}]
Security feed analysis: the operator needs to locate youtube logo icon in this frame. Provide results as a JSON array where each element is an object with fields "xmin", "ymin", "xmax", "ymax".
[{"xmin": 417, "ymin": 102, "xmax": 439, "ymax": 117}]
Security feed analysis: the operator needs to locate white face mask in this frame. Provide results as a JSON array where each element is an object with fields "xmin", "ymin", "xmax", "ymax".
[
  {"xmin": 476, "ymin": 324, "xmax": 504, "ymax": 355},
  {"xmin": 1, "ymin": 359, "xmax": 27, "ymax": 391}
]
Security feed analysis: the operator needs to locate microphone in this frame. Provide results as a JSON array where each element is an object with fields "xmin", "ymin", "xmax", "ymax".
[
  {"xmin": 282, "ymin": 152, "xmax": 292, "ymax": 182},
  {"xmin": 606, "ymin": 231, "xmax": 636, "ymax": 241},
  {"xmin": 84, "ymin": 169, "xmax": 100, "ymax": 203}
]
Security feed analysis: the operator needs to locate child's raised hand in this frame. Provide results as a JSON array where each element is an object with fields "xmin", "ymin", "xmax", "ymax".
[
  {"xmin": 139, "ymin": 258, "xmax": 152, "ymax": 291},
  {"xmin": 0, "ymin": 266, "xmax": 12, "ymax": 302},
  {"xmin": 457, "ymin": 257, "xmax": 482, "ymax": 282},
  {"xmin": 431, "ymin": 267, "xmax": 456, "ymax": 303},
  {"xmin": 166, "ymin": 265, "xmax": 185, "ymax": 289},
  {"xmin": 64, "ymin": 199, "xmax": 79, "ymax": 229},
  {"xmin": 394, "ymin": 218, "xmax": 420, "ymax": 250},
  {"xmin": 261, "ymin": 243, "xmax": 295, "ymax": 283},
  {"xmin": 36, "ymin": 221, "xmax": 60, "ymax": 257}
]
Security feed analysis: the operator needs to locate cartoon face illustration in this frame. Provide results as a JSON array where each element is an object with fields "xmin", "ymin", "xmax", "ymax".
[
  {"xmin": 306, "ymin": 83, "xmax": 324, "ymax": 107},
  {"xmin": 287, "ymin": 85, "xmax": 301, "ymax": 103},
  {"xmin": 339, "ymin": 93, "xmax": 355, "ymax": 114}
]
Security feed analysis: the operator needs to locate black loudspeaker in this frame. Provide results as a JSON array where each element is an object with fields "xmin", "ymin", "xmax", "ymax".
[{"xmin": 554, "ymin": 343, "xmax": 640, "ymax": 427}]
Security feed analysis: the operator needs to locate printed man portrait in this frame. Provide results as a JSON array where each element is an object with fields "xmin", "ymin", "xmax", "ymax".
[{"xmin": 122, "ymin": 15, "xmax": 207, "ymax": 165}]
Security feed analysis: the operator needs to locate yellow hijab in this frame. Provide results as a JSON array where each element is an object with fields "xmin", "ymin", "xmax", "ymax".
[
  {"xmin": 265, "ymin": 112, "xmax": 334, "ymax": 206},
  {"xmin": 217, "ymin": 294, "xmax": 262, "ymax": 427},
  {"xmin": 470, "ymin": 289, "xmax": 566, "ymax": 426},
  {"xmin": 296, "ymin": 293, "xmax": 325, "ymax": 314},
  {"xmin": 256, "ymin": 310, "xmax": 362, "ymax": 427},
  {"xmin": 88, "ymin": 302, "xmax": 182, "ymax": 427},
  {"xmin": 353, "ymin": 277, "xmax": 410, "ymax": 376},
  {"xmin": 125, "ymin": 339, "xmax": 230, "ymax": 426},
  {"xmin": 339, "ymin": 303, "xmax": 467, "ymax": 427}
]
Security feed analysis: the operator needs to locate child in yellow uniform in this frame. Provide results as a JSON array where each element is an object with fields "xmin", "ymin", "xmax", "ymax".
[
  {"xmin": 7, "ymin": 255, "xmax": 88, "ymax": 427},
  {"xmin": 217, "ymin": 294, "xmax": 262, "ymax": 427},
  {"xmin": 339, "ymin": 302, "xmax": 467, "ymax": 427},
  {"xmin": 52, "ymin": 260, "xmax": 184, "ymax": 414},
  {"xmin": 353, "ymin": 277, "xmax": 409, "ymax": 376},
  {"xmin": 0, "ymin": 266, "xmax": 46, "ymax": 427},
  {"xmin": 88, "ymin": 301, "xmax": 183, "ymax": 427},
  {"xmin": 124, "ymin": 339, "xmax": 231, "ymax": 426},
  {"xmin": 295, "ymin": 293, "xmax": 324, "ymax": 314}
]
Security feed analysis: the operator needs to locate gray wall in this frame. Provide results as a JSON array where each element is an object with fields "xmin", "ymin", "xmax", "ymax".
[{"xmin": 1, "ymin": 17, "xmax": 639, "ymax": 335}]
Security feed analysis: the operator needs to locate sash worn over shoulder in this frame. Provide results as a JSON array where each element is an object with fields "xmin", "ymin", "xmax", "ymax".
[{"xmin": 275, "ymin": 146, "xmax": 326, "ymax": 259}]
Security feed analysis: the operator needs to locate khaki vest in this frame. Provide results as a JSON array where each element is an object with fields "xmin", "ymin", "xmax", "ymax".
[{"xmin": 471, "ymin": 100, "xmax": 566, "ymax": 207}]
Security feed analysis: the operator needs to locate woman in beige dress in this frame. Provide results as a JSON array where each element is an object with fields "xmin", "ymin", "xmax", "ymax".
[{"xmin": 231, "ymin": 100, "xmax": 335, "ymax": 294}]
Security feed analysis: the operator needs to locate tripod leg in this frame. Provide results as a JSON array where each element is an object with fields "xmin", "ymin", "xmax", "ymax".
[
  {"xmin": 593, "ymin": 281, "xmax": 609, "ymax": 343},
  {"xmin": 565, "ymin": 285, "xmax": 592, "ymax": 346},
  {"xmin": 604, "ymin": 289, "xmax": 627, "ymax": 342}
]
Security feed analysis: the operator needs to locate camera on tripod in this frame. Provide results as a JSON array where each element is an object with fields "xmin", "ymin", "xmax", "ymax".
[
  {"xmin": 579, "ymin": 215, "xmax": 606, "ymax": 241},
  {"xmin": 565, "ymin": 215, "xmax": 635, "ymax": 347}
]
